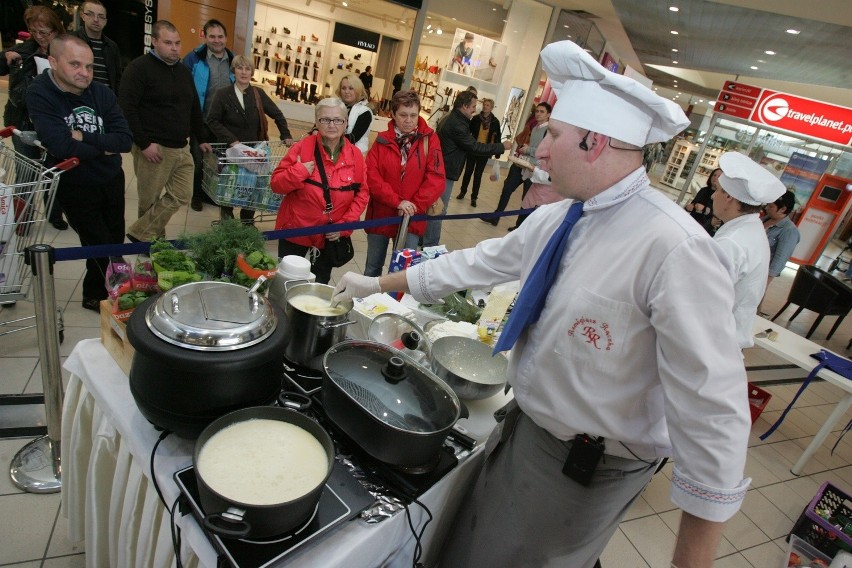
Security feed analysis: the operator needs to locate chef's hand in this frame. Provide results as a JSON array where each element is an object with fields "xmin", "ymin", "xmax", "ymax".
[{"xmin": 333, "ymin": 273, "xmax": 380, "ymax": 303}]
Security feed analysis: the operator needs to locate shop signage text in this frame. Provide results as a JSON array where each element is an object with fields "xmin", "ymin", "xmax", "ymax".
[
  {"xmin": 716, "ymin": 81, "xmax": 852, "ymax": 147},
  {"xmin": 333, "ymin": 22, "xmax": 379, "ymax": 53}
]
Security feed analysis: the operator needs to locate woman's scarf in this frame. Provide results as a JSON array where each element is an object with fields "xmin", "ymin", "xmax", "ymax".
[
  {"xmin": 479, "ymin": 111, "xmax": 493, "ymax": 131},
  {"xmin": 395, "ymin": 126, "xmax": 416, "ymax": 178}
]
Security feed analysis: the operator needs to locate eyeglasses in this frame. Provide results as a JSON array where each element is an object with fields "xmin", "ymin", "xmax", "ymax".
[
  {"xmin": 83, "ymin": 11, "xmax": 108, "ymax": 21},
  {"xmin": 317, "ymin": 118, "xmax": 345, "ymax": 126},
  {"xmin": 29, "ymin": 29, "xmax": 56, "ymax": 38}
]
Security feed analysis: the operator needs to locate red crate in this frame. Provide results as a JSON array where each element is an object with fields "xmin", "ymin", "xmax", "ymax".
[{"xmin": 748, "ymin": 383, "xmax": 771, "ymax": 424}]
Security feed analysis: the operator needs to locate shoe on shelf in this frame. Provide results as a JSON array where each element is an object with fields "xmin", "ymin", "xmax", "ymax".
[
  {"xmin": 191, "ymin": 197, "xmax": 203, "ymax": 211},
  {"xmin": 311, "ymin": 34, "xmax": 319, "ymax": 42},
  {"xmin": 471, "ymin": 199, "xmax": 477, "ymax": 207},
  {"xmin": 283, "ymin": 27, "xmax": 291, "ymax": 34},
  {"xmin": 354, "ymin": 53, "xmax": 362, "ymax": 60},
  {"xmin": 455, "ymin": 192, "xmax": 466, "ymax": 200},
  {"xmin": 51, "ymin": 219, "xmax": 69, "ymax": 230},
  {"xmin": 82, "ymin": 298, "xmax": 101, "ymax": 313},
  {"xmin": 481, "ymin": 217, "xmax": 498, "ymax": 226}
]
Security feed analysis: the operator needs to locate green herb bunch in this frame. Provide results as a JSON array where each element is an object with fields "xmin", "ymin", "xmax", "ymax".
[{"xmin": 181, "ymin": 219, "xmax": 266, "ymax": 279}]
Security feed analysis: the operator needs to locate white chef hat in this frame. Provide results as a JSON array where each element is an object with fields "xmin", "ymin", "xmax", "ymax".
[
  {"xmin": 539, "ymin": 41, "xmax": 690, "ymax": 147},
  {"xmin": 717, "ymin": 152, "xmax": 786, "ymax": 206}
]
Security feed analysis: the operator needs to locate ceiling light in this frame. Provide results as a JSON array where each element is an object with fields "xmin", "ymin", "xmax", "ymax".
[
  {"xmin": 750, "ymin": 65, "xmax": 758, "ymax": 70},
  {"xmin": 765, "ymin": 50, "xmax": 776, "ymax": 55},
  {"xmin": 436, "ymin": 28, "xmax": 443, "ymax": 35},
  {"xmin": 426, "ymin": 24, "xmax": 431, "ymax": 29},
  {"xmin": 672, "ymin": 48, "xmax": 678, "ymax": 52},
  {"xmin": 341, "ymin": 1, "xmax": 347, "ymax": 6},
  {"xmin": 677, "ymin": 92, "xmax": 681, "ymax": 95},
  {"xmin": 492, "ymin": 7, "xmax": 496, "ymax": 10},
  {"xmin": 428, "ymin": 29, "xmax": 433, "ymax": 34},
  {"xmin": 670, "ymin": 30, "xmax": 678, "ymax": 35},
  {"xmin": 672, "ymin": 60, "xmax": 678, "ymax": 64},
  {"xmin": 669, "ymin": 6, "xmax": 679, "ymax": 11},
  {"xmin": 757, "ymin": 59, "xmax": 765, "ymax": 63},
  {"xmin": 699, "ymin": 99, "xmax": 703, "ymax": 102},
  {"xmin": 786, "ymin": 29, "xmax": 800, "ymax": 34},
  {"xmin": 452, "ymin": 17, "xmax": 456, "ymax": 20},
  {"xmin": 563, "ymin": 24, "xmax": 569, "ymax": 28}
]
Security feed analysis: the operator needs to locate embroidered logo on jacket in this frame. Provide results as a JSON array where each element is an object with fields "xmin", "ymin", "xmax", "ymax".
[{"xmin": 567, "ymin": 317, "xmax": 613, "ymax": 351}]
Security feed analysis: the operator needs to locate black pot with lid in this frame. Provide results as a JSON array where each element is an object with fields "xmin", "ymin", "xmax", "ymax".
[
  {"xmin": 127, "ymin": 281, "xmax": 288, "ymax": 438},
  {"xmin": 321, "ymin": 340, "xmax": 467, "ymax": 467}
]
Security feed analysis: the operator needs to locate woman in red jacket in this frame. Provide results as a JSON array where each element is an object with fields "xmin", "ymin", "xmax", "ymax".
[
  {"xmin": 270, "ymin": 97, "xmax": 369, "ymax": 283},
  {"xmin": 363, "ymin": 90, "xmax": 445, "ymax": 277}
]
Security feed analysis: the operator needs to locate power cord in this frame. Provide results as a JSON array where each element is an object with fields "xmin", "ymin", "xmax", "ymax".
[
  {"xmin": 171, "ymin": 494, "xmax": 184, "ymax": 568},
  {"xmin": 404, "ymin": 497, "xmax": 433, "ymax": 568},
  {"xmin": 150, "ymin": 429, "xmax": 173, "ymax": 513}
]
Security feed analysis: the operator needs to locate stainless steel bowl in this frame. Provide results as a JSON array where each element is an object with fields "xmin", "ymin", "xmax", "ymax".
[{"xmin": 431, "ymin": 336, "xmax": 508, "ymax": 400}]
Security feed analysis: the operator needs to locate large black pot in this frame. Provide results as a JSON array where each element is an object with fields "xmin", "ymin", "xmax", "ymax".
[
  {"xmin": 194, "ymin": 406, "xmax": 334, "ymax": 539},
  {"xmin": 321, "ymin": 340, "xmax": 467, "ymax": 467},
  {"xmin": 126, "ymin": 283, "xmax": 288, "ymax": 438}
]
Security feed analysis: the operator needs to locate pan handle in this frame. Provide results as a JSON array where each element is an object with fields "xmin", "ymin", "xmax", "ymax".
[
  {"xmin": 319, "ymin": 319, "xmax": 355, "ymax": 329},
  {"xmin": 203, "ymin": 508, "xmax": 252, "ymax": 539}
]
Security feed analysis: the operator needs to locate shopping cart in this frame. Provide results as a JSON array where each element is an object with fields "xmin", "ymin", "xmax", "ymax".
[
  {"xmin": 0, "ymin": 126, "xmax": 77, "ymax": 340},
  {"xmin": 201, "ymin": 140, "xmax": 291, "ymax": 222}
]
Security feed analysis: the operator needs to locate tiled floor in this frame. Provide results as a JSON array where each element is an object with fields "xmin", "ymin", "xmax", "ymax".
[{"xmin": 2, "ymin": 81, "xmax": 852, "ymax": 566}]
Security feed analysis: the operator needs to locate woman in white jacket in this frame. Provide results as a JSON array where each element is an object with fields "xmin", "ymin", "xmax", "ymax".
[{"xmin": 336, "ymin": 74, "xmax": 372, "ymax": 156}]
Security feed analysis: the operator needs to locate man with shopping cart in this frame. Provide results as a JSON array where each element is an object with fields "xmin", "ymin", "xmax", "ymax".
[{"xmin": 26, "ymin": 34, "xmax": 133, "ymax": 312}]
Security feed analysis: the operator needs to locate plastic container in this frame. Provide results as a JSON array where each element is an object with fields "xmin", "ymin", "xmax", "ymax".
[
  {"xmin": 267, "ymin": 255, "xmax": 315, "ymax": 312},
  {"xmin": 786, "ymin": 534, "xmax": 832, "ymax": 567},
  {"xmin": 790, "ymin": 482, "xmax": 852, "ymax": 558}
]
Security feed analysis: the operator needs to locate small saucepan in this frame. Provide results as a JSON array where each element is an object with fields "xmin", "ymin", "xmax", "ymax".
[{"xmin": 431, "ymin": 336, "xmax": 508, "ymax": 400}]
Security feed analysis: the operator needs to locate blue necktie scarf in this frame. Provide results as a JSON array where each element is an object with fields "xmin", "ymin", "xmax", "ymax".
[{"xmin": 494, "ymin": 200, "xmax": 584, "ymax": 353}]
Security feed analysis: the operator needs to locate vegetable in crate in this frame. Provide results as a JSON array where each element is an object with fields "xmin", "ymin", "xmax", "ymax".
[
  {"xmin": 181, "ymin": 219, "xmax": 265, "ymax": 279},
  {"xmin": 117, "ymin": 291, "xmax": 151, "ymax": 311}
]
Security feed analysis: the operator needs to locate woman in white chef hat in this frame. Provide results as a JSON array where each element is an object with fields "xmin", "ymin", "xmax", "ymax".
[{"xmin": 711, "ymin": 152, "xmax": 786, "ymax": 348}]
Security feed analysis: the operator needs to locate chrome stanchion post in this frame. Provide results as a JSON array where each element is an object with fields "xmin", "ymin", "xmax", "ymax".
[{"xmin": 10, "ymin": 244, "xmax": 62, "ymax": 493}]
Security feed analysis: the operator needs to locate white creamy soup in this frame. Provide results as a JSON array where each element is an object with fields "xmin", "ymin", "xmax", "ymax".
[
  {"xmin": 288, "ymin": 293, "xmax": 348, "ymax": 316},
  {"xmin": 197, "ymin": 419, "xmax": 328, "ymax": 505}
]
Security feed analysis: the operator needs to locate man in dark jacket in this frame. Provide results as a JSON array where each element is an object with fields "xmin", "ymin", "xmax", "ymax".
[
  {"xmin": 74, "ymin": 0, "xmax": 122, "ymax": 92},
  {"xmin": 422, "ymin": 90, "xmax": 509, "ymax": 247},
  {"xmin": 183, "ymin": 19, "xmax": 235, "ymax": 211},
  {"xmin": 27, "ymin": 34, "xmax": 133, "ymax": 312},
  {"xmin": 119, "ymin": 20, "xmax": 211, "ymax": 242},
  {"xmin": 456, "ymin": 97, "xmax": 502, "ymax": 207}
]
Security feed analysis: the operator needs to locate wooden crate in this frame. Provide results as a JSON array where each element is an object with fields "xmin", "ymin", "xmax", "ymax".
[{"xmin": 99, "ymin": 300, "xmax": 134, "ymax": 376}]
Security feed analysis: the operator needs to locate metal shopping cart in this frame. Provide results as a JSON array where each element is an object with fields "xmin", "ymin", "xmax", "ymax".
[
  {"xmin": 201, "ymin": 140, "xmax": 291, "ymax": 222},
  {"xmin": 0, "ymin": 126, "xmax": 76, "ymax": 341}
]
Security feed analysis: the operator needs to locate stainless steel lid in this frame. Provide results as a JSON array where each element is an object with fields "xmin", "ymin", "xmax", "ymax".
[{"xmin": 146, "ymin": 281, "xmax": 277, "ymax": 351}]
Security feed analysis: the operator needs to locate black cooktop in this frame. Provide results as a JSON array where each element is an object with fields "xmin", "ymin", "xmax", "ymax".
[{"xmin": 175, "ymin": 462, "xmax": 374, "ymax": 568}]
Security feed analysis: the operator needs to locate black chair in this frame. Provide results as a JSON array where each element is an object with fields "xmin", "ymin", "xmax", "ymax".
[{"xmin": 771, "ymin": 265, "xmax": 852, "ymax": 339}]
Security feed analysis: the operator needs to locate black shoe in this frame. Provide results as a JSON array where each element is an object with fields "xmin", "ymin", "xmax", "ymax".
[
  {"xmin": 126, "ymin": 233, "xmax": 141, "ymax": 243},
  {"xmin": 82, "ymin": 298, "xmax": 101, "ymax": 313},
  {"xmin": 471, "ymin": 199, "xmax": 477, "ymax": 208},
  {"xmin": 51, "ymin": 219, "xmax": 69, "ymax": 230},
  {"xmin": 481, "ymin": 217, "xmax": 498, "ymax": 226},
  {"xmin": 191, "ymin": 197, "xmax": 203, "ymax": 211},
  {"xmin": 456, "ymin": 192, "xmax": 466, "ymax": 200}
]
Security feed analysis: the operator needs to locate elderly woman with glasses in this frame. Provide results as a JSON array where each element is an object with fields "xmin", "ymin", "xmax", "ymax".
[
  {"xmin": 270, "ymin": 97, "xmax": 369, "ymax": 283},
  {"xmin": 207, "ymin": 54, "xmax": 293, "ymax": 224},
  {"xmin": 0, "ymin": 6, "xmax": 68, "ymax": 230},
  {"xmin": 363, "ymin": 90, "xmax": 445, "ymax": 277}
]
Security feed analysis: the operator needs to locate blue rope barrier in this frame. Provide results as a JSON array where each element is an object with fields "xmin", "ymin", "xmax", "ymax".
[{"xmin": 51, "ymin": 208, "xmax": 534, "ymax": 262}]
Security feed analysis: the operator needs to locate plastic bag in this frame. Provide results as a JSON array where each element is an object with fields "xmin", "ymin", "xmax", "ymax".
[
  {"xmin": 225, "ymin": 142, "xmax": 270, "ymax": 174},
  {"xmin": 490, "ymin": 160, "xmax": 501, "ymax": 182}
]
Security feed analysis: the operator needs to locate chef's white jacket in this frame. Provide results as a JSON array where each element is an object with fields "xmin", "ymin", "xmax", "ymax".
[
  {"xmin": 713, "ymin": 214, "xmax": 770, "ymax": 348},
  {"xmin": 406, "ymin": 168, "xmax": 751, "ymax": 523}
]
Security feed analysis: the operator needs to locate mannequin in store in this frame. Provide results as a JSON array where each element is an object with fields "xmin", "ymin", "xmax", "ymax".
[{"xmin": 336, "ymin": 73, "xmax": 372, "ymax": 156}]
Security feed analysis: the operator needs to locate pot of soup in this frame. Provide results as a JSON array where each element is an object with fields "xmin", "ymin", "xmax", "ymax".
[
  {"xmin": 283, "ymin": 282, "xmax": 354, "ymax": 370},
  {"xmin": 194, "ymin": 406, "xmax": 334, "ymax": 539}
]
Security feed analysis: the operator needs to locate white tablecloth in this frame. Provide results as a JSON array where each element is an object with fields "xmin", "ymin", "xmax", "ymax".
[{"xmin": 61, "ymin": 338, "xmax": 508, "ymax": 568}]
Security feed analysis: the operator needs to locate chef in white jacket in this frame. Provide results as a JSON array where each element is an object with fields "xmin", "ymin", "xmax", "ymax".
[
  {"xmin": 334, "ymin": 40, "xmax": 751, "ymax": 568},
  {"xmin": 711, "ymin": 152, "xmax": 786, "ymax": 348}
]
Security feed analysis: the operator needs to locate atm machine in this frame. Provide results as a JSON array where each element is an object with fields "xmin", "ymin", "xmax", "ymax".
[{"xmin": 790, "ymin": 174, "xmax": 852, "ymax": 265}]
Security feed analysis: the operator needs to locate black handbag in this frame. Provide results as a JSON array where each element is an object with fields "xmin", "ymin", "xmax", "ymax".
[{"xmin": 313, "ymin": 142, "xmax": 356, "ymax": 267}]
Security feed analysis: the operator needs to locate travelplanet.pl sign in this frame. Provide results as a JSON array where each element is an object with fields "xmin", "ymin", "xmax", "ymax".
[{"xmin": 716, "ymin": 82, "xmax": 852, "ymax": 147}]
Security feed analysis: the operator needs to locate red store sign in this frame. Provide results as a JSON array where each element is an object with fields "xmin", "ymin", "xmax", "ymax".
[{"xmin": 716, "ymin": 82, "xmax": 852, "ymax": 147}]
